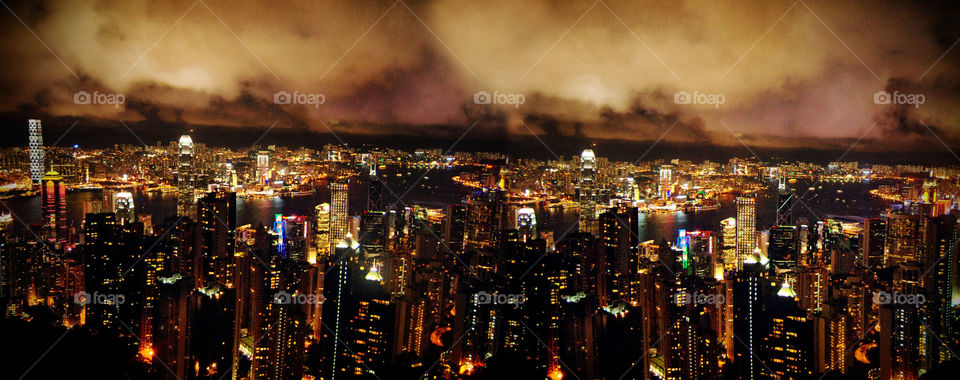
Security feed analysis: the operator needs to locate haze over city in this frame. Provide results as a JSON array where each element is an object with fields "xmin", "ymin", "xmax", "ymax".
[{"xmin": 1, "ymin": 1, "xmax": 960, "ymax": 380}]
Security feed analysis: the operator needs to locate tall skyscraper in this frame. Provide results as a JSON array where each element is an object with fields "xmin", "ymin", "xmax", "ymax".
[
  {"xmin": 41, "ymin": 170, "xmax": 67, "ymax": 245},
  {"xmin": 367, "ymin": 165, "xmax": 383, "ymax": 211},
  {"xmin": 114, "ymin": 191, "xmax": 135, "ymax": 224},
  {"xmin": 516, "ymin": 207, "xmax": 537, "ymax": 242},
  {"xmin": 28, "ymin": 119, "xmax": 44, "ymax": 183},
  {"xmin": 197, "ymin": 190, "xmax": 236, "ymax": 286},
  {"xmin": 775, "ymin": 174, "xmax": 795, "ymax": 225},
  {"xmin": 329, "ymin": 181, "xmax": 350, "ymax": 254},
  {"xmin": 176, "ymin": 135, "xmax": 195, "ymax": 216},
  {"xmin": 884, "ymin": 213, "xmax": 922, "ymax": 267},
  {"xmin": 861, "ymin": 218, "xmax": 886, "ymax": 268},
  {"xmin": 922, "ymin": 215, "xmax": 956, "ymax": 366},
  {"xmin": 768, "ymin": 225, "xmax": 798, "ymax": 269},
  {"xmin": 735, "ymin": 196, "xmax": 757, "ymax": 270},
  {"xmin": 659, "ymin": 164, "xmax": 673, "ymax": 200},
  {"xmin": 314, "ymin": 203, "xmax": 331, "ymax": 262},
  {"xmin": 256, "ymin": 150, "xmax": 270, "ymax": 184},
  {"xmin": 578, "ymin": 149, "xmax": 597, "ymax": 234}
]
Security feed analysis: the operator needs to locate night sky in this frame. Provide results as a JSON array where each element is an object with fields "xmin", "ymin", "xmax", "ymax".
[{"xmin": 2, "ymin": 0, "xmax": 959, "ymax": 155}]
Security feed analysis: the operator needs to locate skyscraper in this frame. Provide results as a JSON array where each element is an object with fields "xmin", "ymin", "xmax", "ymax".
[
  {"xmin": 329, "ymin": 181, "xmax": 350, "ymax": 254},
  {"xmin": 861, "ymin": 218, "xmax": 886, "ymax": 269},
  {"xmin": 114, "ymin": 191, "xmax": 135, "ymax": 224},
  {"xmin": 659, "ymin": 164, "xmax": 673, "ymax": 200},
  {"xmin": 516, "ymin": 207, "xmax": 537, "ymax": 242},
  {"xmin": 256, "ymin": 150, "xmax": 270, "ymax": 184},
  {"xmin": 314, "ymin": 203, "xmax": 331, "ymax": 262},
  {"xmin": 884, "ymin": 213, "xmax": 922, "ymax": 267},
  {"xmin": 578, "ymin": 149, "xmax": 597, "ymax": 234},
  {"xmin": 28, "ymin": 119, "xmax": 44, "ymax": 184},
  {"xmin": 176, "ymin": 135, "xmax": 195, "ymax": 216},
  {"xmin": 735, "ymin": 196, "xmax": 757, "ymax": 270},
  {"xmin": 197, "ymin": 190, "xmax": 236, "ymax": 286},
  {"xmin": 775, "ymin": 173, "xmax": 795, "ymax": 225},
  {"xmin": 41, "ymin": 170, "xmax": 67, "ymax": 245}
]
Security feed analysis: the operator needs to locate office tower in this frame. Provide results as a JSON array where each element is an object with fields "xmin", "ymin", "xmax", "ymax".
[
  {"xmin": 321, "ymin": 235, "xmax": 394, "ymax": 379},
  {"xmin": 367, "ymin": 165, "xmax": 383, "ymax": 211},
  {"xmin": 443, "ymin": 204, "xmax": 467, "ymax": 254},
  {"xmin": 733, "ymin": 251, "xmax": 765, "ymax": 380},
  {"xmin": 885, "ymin": 213, "xmax": 922, "ymax": 267},
  {"xmin": 659, "ymin": 164, "xmax": 673, "ymax": 200},
  {"xmin": 735, "ymin": 196, "xmax": 757, "ymax": 270},
  {"xmin": 256, "ymin": 150, "xmax": 270, "ymax": 184},
  {"xmin": 275, "ymin": 214, "xmax": 311, "ymax": 262},
  {"xmin": 720, "ymin": 217, "xmax": 737, "ymax": 271},
  {"xmin": 197, "ymin": 191, "xmax": 236, "ymax": 286},
  {"xmin": 922, "ymin": 215, "xmax": 956, "ymax": 366},
  {"xmin": 358, "ymin": 211, "xmax": 387, "ymax": 257},
  {"xmin": 516, "ymin": 207, "xmax": 537, "ymax": 242},
  {"xmin": 578, "ymin": 149, "xmax": 598, "ymax": 234},
  {"xmin": 768, "ymin": 225, "xmax": 798, "ymax": 269},
  {"xmin": 464, "ymin": 190, "xmax": 503, "ymax": 250},
  {"xmin": 82, "ymin": 213, "xmax": 125, "ymax": 329},
  {"xmin": 314, "ymin": 203, "xmax": 331, "ymax": 262},
  {"xmin": 114, "ymin": 191, "xmax": 135, "ymax": 224},
  {"xmin": 762, "ymin": 281, "xmax": 814, "ymax": 379},
  {"xmin": 814, "ymin": 304, "xmax": 848, "ymax": 375},
  {"xmin": 329, "ymin": 181, "xmax": 350, "ymax": 254},
  {"xmin": 598, "ymin": 209, "xmax": 640, "ymax": 303},
  {"xmin": 40, "ymin": 170, "xmax": 67, "ymax": 245},
  {"xmin": 28, "ymin": 119, "xmax": 44, "ymax": 183},
  {"xmin": 153, "ymin": 275, "xmax": 193, "ymax": 380},
  {"xmin": 862, "ymin": 218, "xmax": 886, "ymax": 268},
  {"xmin": 176, "ymin": 135, "xmax": 195, "ymax": 216},
  {"xmin": 775, "ymin": 174, "xmax": 795, "ymax": 225}
]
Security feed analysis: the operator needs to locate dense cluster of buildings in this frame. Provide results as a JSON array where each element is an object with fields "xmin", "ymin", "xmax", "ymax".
[{"xmin": 1, "ymin": 119, "xmax": 959, "ymax": 379}]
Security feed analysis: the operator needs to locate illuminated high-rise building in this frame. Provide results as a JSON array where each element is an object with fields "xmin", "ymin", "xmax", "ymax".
[
  {"xmin": 762, "ymin": 281, "xmax": 814, "ymax": 379},
  {"xmin": 775, "ymin": 173, "xmax": 795, "ymax": 225},
  {"xmin": 367, "ymin": 165, "xmax": 383, "ymax": 211},
  {"xmin": 720, "ymin": 217, "xmax": 737, "ymax": 271},
  {"xmin": 320, "ymin": 235, "xmax": 394, "ymax": 379},
  {"xmin": 516, "ymin": 207, "xmax": 537, "ymax": 242},
  {"xmin": 40, "ymin": 170, "xmax": 67, "ymax": 245},
  {"xmin": 197, "ymin": 190, "xmax": 236, "ymax": 286},
  {"xmin": 922, "ymin": 215, "xmax": 956, "ymax": 366},
  {"xmin": 578, "ymin": 149, "xmax": 598, "ymax": 234},
  {"xmin": 733, "ymin": 250, "xmax": 765, "ymax": 380},
  {"xmin": 464, "ymin": 190, "xmax": 504, "ymax": 250},
  {"xmin": 861, "ymin": 218, "xmax": 886, "ymax": 268},
  {"xmin": 768, "ymin": 225, "xmax": 798, "ymax": 269},
  {"xmin": 659, "ymin": 164, "xmax": 673, "ymax": 200},
  {"xmin": 329, "ymin": 181, "xmax": 350, "ymax": 254},
  {"xmin": 358, "ymin": 211, "xmax": 387, "ymax": 257},
  {"xmin": 884, "ymin": 213, "xmax": 921, "ymax": 267},
  {"xmin": 314, "ymin": 203, "xmax": 331, "ymax": 262},
  {"xmin": 256, "ymin": 150, "xmax": 270, "ymax": 184},
  {"xmin": 28, "ymin": 119, "xmax": 44, "ymax": 183},
  {"xmin": 114, "ymin": 191, "xmax": 135, "ymax": 224},
  {"xmin": 176, "ymin": 135, "xmax": 195, "ymax": 216},
  {"xmin": 443, "ymin": 204, "xmax": 467, "ymax": 254},
  {"xmin": 735, "ymin": 196, "xmax": 757, "ymax": 270}
]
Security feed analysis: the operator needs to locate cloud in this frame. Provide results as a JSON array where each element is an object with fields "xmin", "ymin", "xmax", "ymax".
[{"xmin": 0, "ymin": 0, "xmax": 957, "ymax": 152}]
